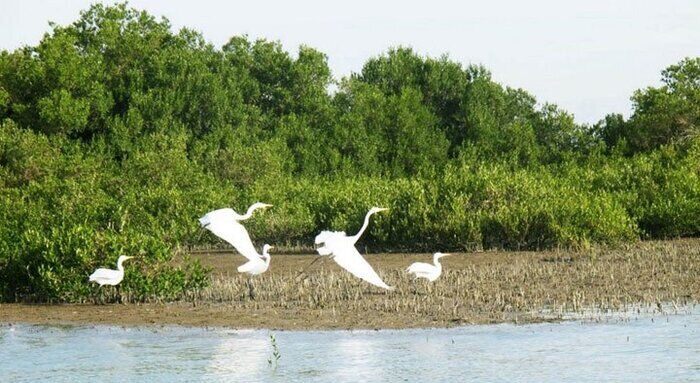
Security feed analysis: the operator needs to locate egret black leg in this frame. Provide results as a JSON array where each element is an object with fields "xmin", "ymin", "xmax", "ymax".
[{"xmin": 247, "ymin": 277, "xmax": 255, "ymax": 300}]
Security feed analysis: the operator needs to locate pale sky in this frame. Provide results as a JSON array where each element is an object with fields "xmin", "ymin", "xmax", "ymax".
[{"xmin": 1, "ymin": 0, "xmax": 698, "ymax": 124}]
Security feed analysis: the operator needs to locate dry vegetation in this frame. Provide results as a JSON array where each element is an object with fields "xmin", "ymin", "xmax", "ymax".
[
  {"xmin": 190, "ymin": 239, "xmax": 699, "ymax": 326},
  {"xmin": 2, "ymin": 239, "xmax": 696, "ymax": 329}
]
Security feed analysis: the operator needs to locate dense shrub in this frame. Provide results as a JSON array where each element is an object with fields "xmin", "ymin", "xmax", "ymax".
[
  {"xmin": 0, "ymin": 3, "xmax": 697, "ymax": 302},
  {"xmin": 0, "ymin": 122, "xmax": 210, "ymax": 302}
]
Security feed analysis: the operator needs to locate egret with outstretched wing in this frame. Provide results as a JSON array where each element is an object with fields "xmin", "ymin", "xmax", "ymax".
[
  {"xmin": 199, "ymin": 202, "xmax": 272, "ymax": 267},
  {"xmin": 314, "ymin": 207, "xmax": 393, "ymax": 290}
]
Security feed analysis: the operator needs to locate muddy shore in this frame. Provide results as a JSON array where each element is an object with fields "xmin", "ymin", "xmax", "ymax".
[{"xmin": 1, "ymin": 239, "xmax": 698, "ymax": 330}]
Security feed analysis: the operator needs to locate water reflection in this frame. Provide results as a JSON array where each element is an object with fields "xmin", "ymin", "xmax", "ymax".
[
  {"xmin": 206, "ymin": 331, "xmax": 268, "ymax": 381},
  {"xmin": 0, "ymin": 306, "xmax": 697, "ymax": 383},
  {"xmin": 331, "ymin": 335, "xmax": 385, "ymax": 381}
]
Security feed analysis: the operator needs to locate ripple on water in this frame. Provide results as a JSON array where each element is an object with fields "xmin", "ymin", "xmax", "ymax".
[{"xmin": 0, "ymin": 306, "xmax": 698, "ymax": 383}]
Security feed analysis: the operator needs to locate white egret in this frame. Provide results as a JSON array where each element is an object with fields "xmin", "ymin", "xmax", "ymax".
[
  {"xmin": 238, "ymin": 244, "xmax": 273, "ymax": 275},
  {"xmin": 199, "ymin": 202, "xmax": 272, "ymax": 267},
  {"xmin": 406, "ymin": 252, "xmax": 451, "ymax": 282},
  {"xmin": 238, "ymin": 244, "xmax": 273, "ymax": 299},
  {"xmin": 88, "ymin": 255, "xmax": 134, "ymax": 286},
  {"xmin": 314, "ymin": 207, "xmax": 394, "ymax": 290}
]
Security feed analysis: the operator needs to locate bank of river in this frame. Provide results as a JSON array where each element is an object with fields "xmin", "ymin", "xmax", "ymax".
[{"xmin": 1, "ymin": 239, "xmax": 698, "ymax": 329}]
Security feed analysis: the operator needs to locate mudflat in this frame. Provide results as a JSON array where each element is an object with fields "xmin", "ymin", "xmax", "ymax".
[{"xmin": 1, "ymin": 239, "xmax": 698, "ymax": 329}]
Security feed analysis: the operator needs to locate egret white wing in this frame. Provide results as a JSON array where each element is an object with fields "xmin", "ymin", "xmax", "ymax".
[
  {"xmin": 331, "ymin": 245, "xmax": 394, "ymax": 290},
  {"xmin": 406, "ymin": 262, "xmax": 434, "ymax": 274},
  {"xmin": 206, "ymin": 221, "xmax": 259, "ymax": 261},
  {"xmin": 89, "ymin": 268, "xmax": 122, "ymax": 285},
  {"xmin": 315, "ymin": 231, "xmax": 350, "ymax": 256},
  {"xmin": 316, "ymin": 245, "xmax": 333, "ymax": 256},
  {"xmin": 237, "ymin": 258, "xmax": 265, "ymax": 273},
  {"xmin": 89, "ymin": 268, "xmax": 118, "ymax": 281}
]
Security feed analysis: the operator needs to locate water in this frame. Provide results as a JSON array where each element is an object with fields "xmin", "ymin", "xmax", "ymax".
[{"xmin": 1, "ymin": 308, "xmax": 698, "ymax": 382}]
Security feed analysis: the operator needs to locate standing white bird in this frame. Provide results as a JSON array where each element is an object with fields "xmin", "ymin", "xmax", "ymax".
[
  {"xmin": 406, "ymin": 252, "xmax": 451, "ymax": 282},
  {"xmin": 237, "ymin": 244, "xmax": 273, "ymax": 300},
  {"xmin": 89, "ymin": 255, "xmax": 134, "ymax": 286},
  {"xmin": 199, "ymin": 202, "xmax": 272, "ymax": 268},
  {"xmin": 314, "ymin": 207, "xmax": 394, "ymax": 290},
  {"xmin": 238, "ymin": 244, "xmax": 273, "ymax": 275}
]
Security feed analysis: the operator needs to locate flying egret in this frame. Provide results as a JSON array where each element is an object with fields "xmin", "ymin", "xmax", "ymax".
[
  {"xmin": 89, "ymin": 255, "xmax": 134, "ymax": 286},
  {"xmin": 406, "ymin": 252, "xmax": 451, "ymax": 282},
  {"xmin": 199, "ymin": 202, "xmax": 272, "ymax": 267},
  {"xmin": 314, "ymin": 207, "xmax": 394, "ymax": 290}
]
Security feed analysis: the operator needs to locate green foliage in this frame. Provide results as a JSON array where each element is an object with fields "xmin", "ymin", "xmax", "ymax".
[
  {"xmin": 595, "ymin": 57, "xmax": 700, "ymax": 153},
  {"xmin": 0, "ymin": 3, "xmax": 697, "ymax": 302},
  {"xmin": 0, "ymin": 121, "xmax": 211, "ymax": 302}
]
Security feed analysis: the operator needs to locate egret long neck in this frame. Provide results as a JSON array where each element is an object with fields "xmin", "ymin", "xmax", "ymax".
[
  {"xmin": 261, "ymin": 249, "xmax": 271, "ymax": 266},
  {"xmin": 237, "ymin": 204, "xmax": 259, "ymax": 221},
  {"xmin": 350, "ymin": 210, "xmax": 374, "ymax": 244},
  {"xmin": 117, "ymin": 258, "xmax": 125, "ymax": 272},
  {"xmin": 433, "ymin": 255, "xmax": 443, "ymax": 270}
]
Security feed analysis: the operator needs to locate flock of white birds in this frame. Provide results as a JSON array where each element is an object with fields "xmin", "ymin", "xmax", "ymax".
[{"xmin": 89, "ymin": 203, "xmax": 450, "ymax": 290}]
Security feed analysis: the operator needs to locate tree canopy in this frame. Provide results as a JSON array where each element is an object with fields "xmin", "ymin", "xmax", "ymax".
[{"xmin": 0, "ymin": 3, "xmax": 698, "ymax": 302}]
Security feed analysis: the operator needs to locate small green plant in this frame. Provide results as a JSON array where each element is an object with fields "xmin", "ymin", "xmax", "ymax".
[{"xmin": 267, "ymin": 333, "xmax": 281, "ymax": 369}]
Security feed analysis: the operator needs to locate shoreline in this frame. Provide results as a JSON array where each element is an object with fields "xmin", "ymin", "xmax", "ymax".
[
  {"xmin": 1, "ymin": 239, "xmax": 698, "ymax": 330},
  {"xmin": 1, "ymin": 301, "xmax": 695, "ymax": 331}
]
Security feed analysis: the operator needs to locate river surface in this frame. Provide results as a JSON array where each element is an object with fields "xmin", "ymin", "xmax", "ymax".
[{"xmin": 1, "ymin": 307, "xmax": 698, "ymax": 382}]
